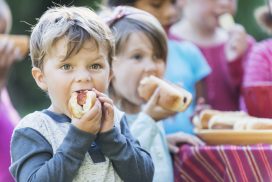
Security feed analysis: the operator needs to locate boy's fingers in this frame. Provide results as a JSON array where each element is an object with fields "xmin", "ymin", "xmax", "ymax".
[
  {"xmin": 98, "ymin": 96, "xmax": 113, "ymax": 105},
  {"xmin": 103, "ymin": 103, "xmax": 114, "ymax": 120}
]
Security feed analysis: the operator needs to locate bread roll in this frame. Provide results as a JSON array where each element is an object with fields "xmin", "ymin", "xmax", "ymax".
[
  {"xmin": 199, "ymin": 110, "xmax": 221, "ymax": 129},
  {"xmin": 208, "ymin": 115, "xmax": 247, "ymax": 129},
  {"xmin": 199, "ymin": 109, "xmax": 248, "ymax": 129},
  {"xmin": 219, "ymin": 13, "xmax": 235, "ymax": 30},
  {"xmin": 138, "ymin": 75, "xmax": 192, "ymax": 112},
  {"xmin": 233, "ymin": 119, "xmax": 248, "ymax": 130},
  {"xmin": 68, "ymin": 90, "xmax": 96, "ymax": 119},
  {"xmin": 0, "ymin": 34, "xmax": 29, "ymax": 57},
  {"xmin": 245, "ymin": 117, "xmax": 272, "ymax": 130}
]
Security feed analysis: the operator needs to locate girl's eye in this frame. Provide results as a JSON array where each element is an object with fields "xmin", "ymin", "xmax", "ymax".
[
  {"xmin": 90, "ymin": 64, "xmax": 102, "ymax": 70},
  {"xmin": 132, "ymin": 54, "xmax": 143, "ymax": 61},
  {"xmin": 61, "ymin": 64, "xmax": 72, "ymax": 70}
]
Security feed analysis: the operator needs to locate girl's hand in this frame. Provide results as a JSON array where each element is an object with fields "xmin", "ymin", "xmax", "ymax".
[
  {"xmin": 166, "ymin": 132, "xmax": 205, "ymax": 154},
  {"xmin": 143, "ymin": 88, "xmax": 176, "ymax": 121},
  {"xmin": 72, "ymin": 99, "xmax": 102, "ymax": 134},
  {"xmin": 225, "ymin": 24, "xmax": 248, "ymax": 62},
  {"xmin": 0, "ymin": 39, "xmax": 21, "ymax": 90},
  {"xmin": 92, "ymin": 88, "xmax": 115, "ymax": 133}
]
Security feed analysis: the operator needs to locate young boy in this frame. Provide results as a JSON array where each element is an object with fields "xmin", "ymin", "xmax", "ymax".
[{"xmin": 9, "ymin": 6, "xmax": 154, "ymax": 182}]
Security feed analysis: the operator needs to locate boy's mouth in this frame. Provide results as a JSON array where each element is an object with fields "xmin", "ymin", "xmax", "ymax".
[{"xmin": 74, "ymin": 89, "xmax": 92, "ymax": 93}]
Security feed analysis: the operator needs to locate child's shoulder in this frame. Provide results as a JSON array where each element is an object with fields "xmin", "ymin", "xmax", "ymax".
[
  {"xmin": 168, "ymin": 40, "xmax": 203, "ymax": 58},
  {"xmin": 15, "ymin": 111, "xmax": 50, "ymax": 131}
]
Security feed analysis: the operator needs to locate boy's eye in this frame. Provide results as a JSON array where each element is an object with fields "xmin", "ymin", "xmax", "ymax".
[
  {"xmin": 61, "ymin": 64, "xmax": 72, "ymax": 70},
  {"xmin": 132, "ymin": 54, "xmax": 143, "ymax": 61},
  {"xmin": 90, "ymin": 64, "xmax": 102, "ymax": 70}
]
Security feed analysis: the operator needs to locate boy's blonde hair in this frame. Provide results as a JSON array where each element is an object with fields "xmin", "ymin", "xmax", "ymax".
[{"xmin": 30, "ymin": 6, "xmax": 114, "ymax": 70}]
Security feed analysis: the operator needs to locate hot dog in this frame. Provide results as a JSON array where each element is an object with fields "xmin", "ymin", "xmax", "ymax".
[
  {"xmin": 138, "ymin": 75, "xmax": 192, "ymax": 112},
  {"xmin": 69, "ymin": 90, "xmax": 96, "ymax": 119}
]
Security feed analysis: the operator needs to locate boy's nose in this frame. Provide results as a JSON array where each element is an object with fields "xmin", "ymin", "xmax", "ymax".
[{"xmin": 75, "ymin": 69, "xmax": 91, "ymax": 82}]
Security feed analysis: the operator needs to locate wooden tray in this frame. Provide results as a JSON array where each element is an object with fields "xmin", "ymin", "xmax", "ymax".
[{"xmin": 195, "ymin": 129, "xmax": 272, "ymax": 145}]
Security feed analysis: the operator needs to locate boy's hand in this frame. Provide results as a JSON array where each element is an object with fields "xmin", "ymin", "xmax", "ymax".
[
  {"xmin": 166, "ymin": 132, "xmax": 205, "ymax": 154},
  {"xmin": 72, "ymin": 99, "xmax": 102, "ymax": 134},
  {"xmin": 225, "ymin": 24, "xmax": 248, "ymax": 62},
  {"xmin": 93, "ymin": 88, "xmax": 114, "ymax": 133},
  {"xmin": 143, "ymin": 88, "xmax": 176, "ymax": 121}
]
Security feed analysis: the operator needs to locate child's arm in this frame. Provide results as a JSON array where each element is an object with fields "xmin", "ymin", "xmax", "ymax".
[
  {"xmin": 96, "ymin": 115, "xmax": 154, "ymax": 182},
  {"xmin": 129, "ymin": 112, "xmax": 160, "ymax": 151},
  {"xmin": 225, "ymin": 26, "xmax": 256, "ymax": 88},
  {"xmin": 10, "ymin": 124, "xmax": 96, "ymax": 181}
]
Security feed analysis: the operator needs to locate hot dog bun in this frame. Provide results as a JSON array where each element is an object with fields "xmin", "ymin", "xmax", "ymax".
[
  {"xmin": 138, "ymin": 75, "xmax": 192, "ymax": 112},
  {"xmin": 245, "ymin": 118, "xmax": 272, "ymax": 130},
  {"xmin": 0, "ymin": 34, "xmax": 29, "ymax": 57},
  {"xmin": 69, "ymin": 90, "xmax": 96, "ymax": 119},
  {"xmin": 199, "ymin": 109, "xmax": 248, "ymax": 129},
  {"xmin": 219, "ymin": 13, "xmax": 235, "ymax": 30}
]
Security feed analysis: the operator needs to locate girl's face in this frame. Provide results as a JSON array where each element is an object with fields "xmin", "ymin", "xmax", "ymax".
[
  {"xmin": 185, "ymin": 0, "xmax": 237, "ymax": 31},
  {"xmin": 32, "ymin": 38, "xmax": 112, "ymax": 116},
  {"xmin": 112, "ymin": 32, "xmax": 165, "ymax": 107},
  {"xmin": 134, "ymin": 0, "xmax": 178, "ymax": 30}
]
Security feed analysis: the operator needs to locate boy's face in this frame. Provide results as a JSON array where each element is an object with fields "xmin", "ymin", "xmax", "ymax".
[
  {"xmin": 134, "ymin": 0, "xmax": 178, "ymax": 30},
  {"xmin": 112, "ymin": 32, "xmax": 165, "ymax": 107},
  {"xmin": 32, "ymin": 38, "xmax": 112, "ymax": 115}
]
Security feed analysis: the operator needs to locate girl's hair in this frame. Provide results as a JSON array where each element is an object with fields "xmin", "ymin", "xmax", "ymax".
[
  {"xmin": 104, "ymin": 6, "xmax": 167, "ymax": 62},
  {"xmin": 255, "ymin": 5, "xmax": 272, "ymax": 35},
  {"xmin": 0, "ymin": 0, "xmax": 12, "ymax": 33},
  {"xmin": 30, "ymin": 6, "xmax": 114, "ymax": 70},
  {"xmin": 106, "ymin": 0, "xmax": 137, "ymax": 7}
]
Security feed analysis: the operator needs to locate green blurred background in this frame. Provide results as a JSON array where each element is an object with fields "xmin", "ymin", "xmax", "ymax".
[{"xmin": 5, "ymin": 0, "xmax": 269, "ymax": 117}]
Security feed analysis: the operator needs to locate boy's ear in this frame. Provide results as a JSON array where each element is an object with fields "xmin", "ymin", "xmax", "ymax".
[{"xmin": 32, "ymin": 67, "xmax": 48, "ymax": 91}]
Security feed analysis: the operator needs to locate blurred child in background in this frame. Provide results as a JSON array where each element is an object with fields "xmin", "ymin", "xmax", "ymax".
[
  {"xmin": 0, "ymin": 0, "xmax": 21, "ymax": 181},
  {"xmin": 244, "ymin": 2, "xmax": 272, "ymax": 85},
  {"xmin": 170, "ymin": 0, "xmax": 255, "ymax": 111},
  {"xmin": 106, "ymin": 0, "xmax": 211, "ymax": 136},
  {"xmin": 104, "ymin": 6, "xmax": 203, "ymax": 182}
]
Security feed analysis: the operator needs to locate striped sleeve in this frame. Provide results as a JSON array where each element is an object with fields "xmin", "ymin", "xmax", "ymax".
[{"xmin": 244, "ymin": 40, "xmax": 272, "ymax": 85}]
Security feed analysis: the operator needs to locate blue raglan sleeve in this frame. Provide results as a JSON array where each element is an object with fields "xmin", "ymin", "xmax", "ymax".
[
  {"xmin": 10, "ymin": 125, "xmax": 95, "ymax": 182},
  {"xmin": 96, "ymin": 115, "xmax": 154, "ymax": 182}
]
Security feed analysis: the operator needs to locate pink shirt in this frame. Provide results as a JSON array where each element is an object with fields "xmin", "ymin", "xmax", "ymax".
[
  {"xmin": 198, "ymin": 40, "xmax": 255, "ymax": 111},
  {"xmin": 0, "ymin": 88, "xmax": 19, "ymax": 182},
  {"xmin": 170, "ymin": 33, "xmax": 255, "ymax": 111},
  {"xmin": 244, "ymin": 39, "xmax": 272, "ymax": 85}
]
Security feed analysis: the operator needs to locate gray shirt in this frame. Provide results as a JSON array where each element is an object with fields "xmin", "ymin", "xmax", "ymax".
[{"xmin": 9, "ymin": 108, "xmax": 154, "ymax": 182}]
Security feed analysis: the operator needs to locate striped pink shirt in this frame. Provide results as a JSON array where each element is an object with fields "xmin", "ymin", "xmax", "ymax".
[{"xmin": 244, "ymin": 39, "xmax": 272, "ymax": 85}]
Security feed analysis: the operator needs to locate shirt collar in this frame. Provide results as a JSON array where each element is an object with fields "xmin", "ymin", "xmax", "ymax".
[{"xmin": 42, "ymin": 109, "xmax": 71, "ymax": 123}]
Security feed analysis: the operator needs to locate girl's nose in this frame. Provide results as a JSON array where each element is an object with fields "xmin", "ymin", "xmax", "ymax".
[
  {"xmin": 144, "ymin": 60, "xmax": 158, "ymax": 75},
  {"xmin": 75, "ymin": 69, "xmax": 91, "ymax": 82}
]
